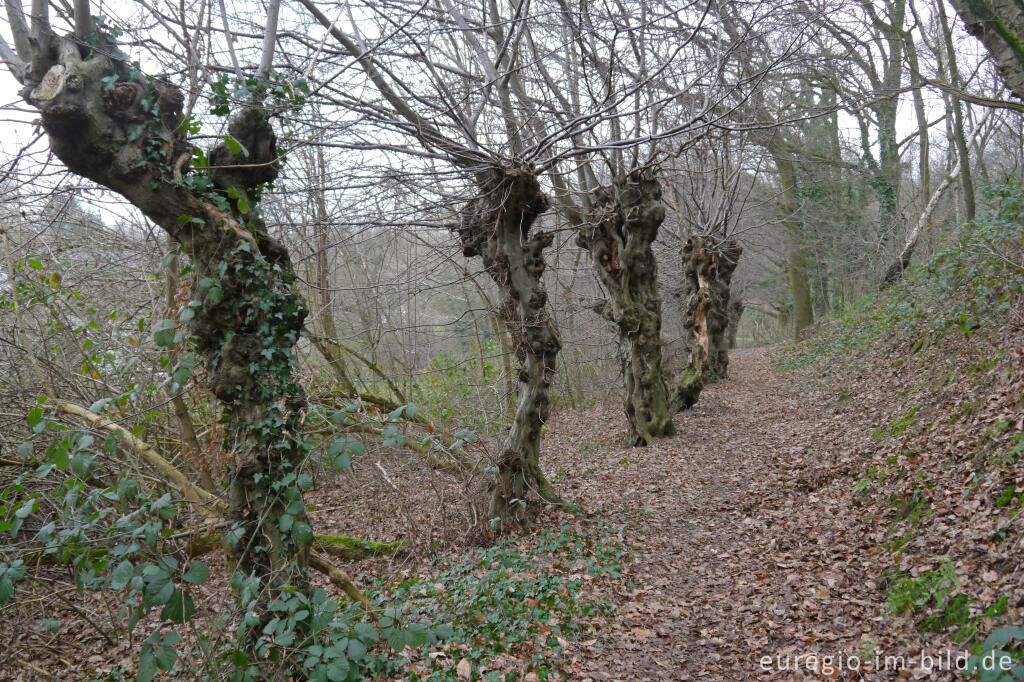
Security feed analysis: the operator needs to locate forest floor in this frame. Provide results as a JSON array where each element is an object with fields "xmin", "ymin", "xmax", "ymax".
[
  {"xmin": 5, "ymin": 328, "xmax": 1021, "ymax": 680},
  {"xmin": 542, "ymin": 347, "xmax": 895, "ymax": 681},
  {"xmin": 536, "ymin": 340, "xmax": 1022, "ymax": 681}
]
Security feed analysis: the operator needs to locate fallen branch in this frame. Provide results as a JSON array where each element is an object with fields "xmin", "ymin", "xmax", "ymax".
[
  {"xmin": 309, "ymin": 552, "xmax": 372, "ymax": 609},
  {"xmin": 187, "ymin": 530, "xmax": 407, "ymax": 562},
  {"xmin": 54, "ymin": 398, "xmax": 370, "ymax": 608},
  {"xmin": 314, "ymin": 534, "xmax": 407, "ymax": 561},
  {"xmin": 55, "ymin": 400, "xmax": 223, "ymax": 519}
]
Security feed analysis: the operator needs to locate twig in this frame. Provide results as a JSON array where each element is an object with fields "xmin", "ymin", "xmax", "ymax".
[{"xmin": 375, "ymin": 461, "xmax": 399, "ymax": 491}]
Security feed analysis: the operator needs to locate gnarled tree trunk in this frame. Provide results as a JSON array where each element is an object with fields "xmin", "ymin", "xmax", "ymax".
[
  {"xmin": 578, "ymin": 170, "xmax": 675, "ymax": 446},
  {"xmin": 452, "ymin": 166, "xmax": 561, "ymax": 523},
  {"xmin": 706, "ymin": 239, "xmax": 743, "ymax": 379},
  {"xmin": 671, "ymin": 237, "xmax": 715, "ymax": 411},
  {"xmin": 12, "ymin": 22, "xmax": 312, "ymax": 621},
  {"xmin": 671, "ymin": 236, "xmax": 742, "ymax": 408}
]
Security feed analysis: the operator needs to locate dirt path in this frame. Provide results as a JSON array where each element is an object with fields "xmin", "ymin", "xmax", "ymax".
[{"xmin": 545, "ymin": 348, "xmax": 927, "ymax": 681}]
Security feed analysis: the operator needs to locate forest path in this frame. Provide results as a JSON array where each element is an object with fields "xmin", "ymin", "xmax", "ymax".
[{"xmin": 546, "ymin": 347, "xmax": 896, "ymax": 681}]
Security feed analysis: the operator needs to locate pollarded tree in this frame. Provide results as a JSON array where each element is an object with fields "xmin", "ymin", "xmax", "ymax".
[
  {"xmin": 577, "ymin": 170, "xmax": 676, "ymax": 445},
  {"xmin": 0, "ymin": 0, "xmax": 345, "ymax": 649},
  {"xmin": 297, "ymin": 0, "xmax": 564, "ymax": 523},
  {"xmin": 665, "ymin": 136, "xmax": 751, "ymax": 381},
  {"xmin": 510, "ymin": 0, "xmax": 782, "ymax": 443}
]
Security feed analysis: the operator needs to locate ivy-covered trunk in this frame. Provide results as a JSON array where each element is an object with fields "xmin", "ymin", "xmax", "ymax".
[
  {"xmin": 578, "ymin": 170, "xmax": 675, "ymax": 446},
  {"xmin": 17, "ymin": 26, "xmax": 312, "ymax": 623},
  {"xmin": 452, "ymin": 166, "xmax": 561, "ymax": 523}
]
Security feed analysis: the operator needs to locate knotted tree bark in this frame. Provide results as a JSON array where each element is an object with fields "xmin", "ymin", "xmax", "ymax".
[
  {"xmin": 452, "ymin": 166, "xmax": 562, "ymax": 523},
  {"xmin": 671, "ymin": 236, "xmax": 742, "ymax": 408},
  {"xmin": 10, "ymin": 20, "xmax": 312, "ymax": 622},
  {"xmin": 706, "ymin": 239, "xmax": 743, "ymax": 379},
  {"xmin": 578, "ymin": 170, "xmax": 675, "ymax": 446},
  {"xmin": 671, "ymin": 237, "xmax": 715, "ymax": 411}
]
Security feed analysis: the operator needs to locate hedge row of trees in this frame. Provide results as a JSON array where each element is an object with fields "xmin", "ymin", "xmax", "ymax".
[{"xmin": 2, "ymin": 0, "xmax": 1024, "ymax": 676}]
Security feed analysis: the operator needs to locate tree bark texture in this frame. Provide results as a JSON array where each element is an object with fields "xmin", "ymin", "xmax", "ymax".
[
  {"xmin": 706, "ymin": 239, "xmax": 742, "ymax": 379},
  {"xmin": 676, "ymin": 237, "xmax": 742, "ymax": 380},
  {"xmin": 17, "ymin": 30, "xmax": 312, "ymax": 612},
  {"xmin": 671, "ymin": 237, "xmax": 715, "ymax": 412},
  {"xmin": 949, "ymin": 0, "xmax": 1024, "ymax": 100},
  {"xmin": 452, "ymin": 165, "xmax": 561, "ymax": 522},
  {"xmin": 577, "ymin": 170, "xmax": 675, "ymax": 446},
  {"xmin": 772, "ymin": 153, "xmax": 815, "ymax": 337}
]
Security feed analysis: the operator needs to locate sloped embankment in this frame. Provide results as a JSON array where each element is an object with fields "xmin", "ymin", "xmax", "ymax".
[{"xmin": 772, "ymin": 184, "xmax": 1024, "ymax": 679}]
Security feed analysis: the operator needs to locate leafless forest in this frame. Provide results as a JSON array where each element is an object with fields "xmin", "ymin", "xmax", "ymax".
[{"xmin": 1, "ymin": 0, "xmax": 1023, "ymax": 679}]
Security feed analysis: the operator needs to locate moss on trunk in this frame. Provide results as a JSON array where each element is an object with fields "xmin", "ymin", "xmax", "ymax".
[
  {"xmin": 578, "ymin": 170, "xmax": 675, "ymax": 446},
  {"xmin": 20, "ymin": 29, "xmax": 313, "ymax": 634},
  {"xmin": 452, "ymin": 165, "xmax": 561, "ymax": 524}
]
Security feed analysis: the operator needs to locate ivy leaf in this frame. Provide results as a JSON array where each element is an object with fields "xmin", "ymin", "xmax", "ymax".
[
  {"xmin": 291, "ymin": 522, "xmax": 313, "ymax": 544},
  {"xmin": 17, "ymin": 442, "xmax": 32, "ymax": 459},
  {"xmin": 0, "ymin": 577, "xmax": 13, "ymax": 604},
  {"xmin": 153, "ymin": 319, "xmax": 177, "ymax": 347},
  {"xmin": 223, "ymin": 135, "xmax": 248, "ymax": 157}
]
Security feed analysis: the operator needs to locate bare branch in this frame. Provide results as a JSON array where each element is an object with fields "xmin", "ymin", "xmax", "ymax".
[
  {"xmin": 30, "ymin": 0, "xmax": 51, "ymax": 42},
  {"xmin": 73, "ymin": 0, "xmax": 94, "ymax": 39},
  {"xmin": 0, "ymin": 32, "xmax": 27, "ymax": 81},
  {"xmin": 297, "ymin": 0, "xmax": 485, "ymax": 169},
  {"xmin": 4, "ymin": 0, "xmax": 32, "ymax": 62},
  {"xmin": 216, "ymin": 0, "xmax": 243, "ymax": 78},
  {"xmin": 259, "ymin": 0, "xmax": 281, "ymax": 76}
]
